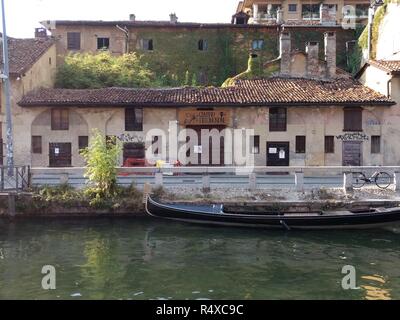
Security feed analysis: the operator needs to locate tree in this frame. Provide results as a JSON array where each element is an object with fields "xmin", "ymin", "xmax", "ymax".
[
  {"xmin": 55, "ymin": 52, "xmax": 155, "ymax": 89},
  {"xmin": 80, "ymin": 130, "xmax": 122, "ymax": 199}
]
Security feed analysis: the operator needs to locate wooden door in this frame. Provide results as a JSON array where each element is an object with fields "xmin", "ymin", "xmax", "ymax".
[
  {"xmin": 342, "ymin": 141, "xmax": 362, "ymax": 166},
  {"xmin": 49, "ymin": 143, "xmax": 72, "ymax": 167},
  {"xmin": 186, "ymin": 125, "xmax": 225, "ymax": 166},
  {"xmin": 267, "ymin": 142, "xmax": 290, "ymax": 166}
]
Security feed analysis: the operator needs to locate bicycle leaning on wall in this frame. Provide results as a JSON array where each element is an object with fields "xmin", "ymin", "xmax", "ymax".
[{"xmin": 352, "ymin": 171, "xmax": 393, "ymax": 189}]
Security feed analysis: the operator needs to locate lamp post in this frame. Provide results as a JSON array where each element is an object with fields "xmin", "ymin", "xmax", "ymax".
[{"xmin": 1, "ymin": 0, "xmax": 14, "ymax": 176}]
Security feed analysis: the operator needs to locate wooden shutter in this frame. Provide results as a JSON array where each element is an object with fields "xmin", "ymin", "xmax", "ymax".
[
  {"xmin": 269, "ymin": 107, "xmax": 287, "ymax": 132},
  {"xmin": 51, "ymin": 109, "xmax": 69, "ymax": 130},
  {"xmin": 371, "ymin": 136, "xmax": 381, "ymax": 153},
  {"xmin": 67, "ymin": 32, "xmax": 81, "ymax": 50},
  {"xmin": 325, "ymin": 136, "xmax": 334, "ymax": 153},
  {"xmin": 295, "ymin": 136, "xmax": 306, "ymax": 153},
  {"xmin": 32, "ymin": 136, "xmax": 42, "ymax": 154},
  {"xmin": 344, "ymin": 108, "xmax": 362, "ymax": 131}
]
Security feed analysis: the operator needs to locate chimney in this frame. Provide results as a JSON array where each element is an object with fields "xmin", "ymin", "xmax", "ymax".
[
  {"xmin": 129, "ymin": 14, "xmax": 136, "ymax": 21},
  {"xmin": 35, "ymin": 27, "xmax": 48, "ymax": 38},
  {"xmin": 324, "ymin": 31, "xmax": 336, "ymax": 78},
  {"xmin": 276, "ymin": 8, "xmax": 283, "ymax": 24},
  {"xmin": 306, "ymin": 41, "xmax": 320, "ymax": 78},
  {"xmin": 279, "ymin": 31, "xmax": 291, "ymax": 75},
  {"xmin": 169, "ymin": 13, "xmax": 178, "ymax": 24}
]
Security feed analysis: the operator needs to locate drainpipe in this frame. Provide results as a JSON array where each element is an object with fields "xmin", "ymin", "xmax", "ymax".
[{"xmin": 116, "ymin": 25, "xmax": 129, "ymax": 54}]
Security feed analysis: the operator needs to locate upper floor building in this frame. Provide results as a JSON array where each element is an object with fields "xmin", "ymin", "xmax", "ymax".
[{"xmin": 234, "ymin": 0, "xmax": 370, "ymax": 25}]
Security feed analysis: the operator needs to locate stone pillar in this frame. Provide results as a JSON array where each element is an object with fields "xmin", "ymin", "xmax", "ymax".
[
  {"xmin": 306, "ymin": 42, "xmax": 320, "ymax": 78},
  {"xmin": 202, "ymin": 175, "xmax": 210, "ymax": 189},
  {"xmin": 324, "ymin": 31, "xmax": 336, "ymax": 79},
  {"xmin": 253, "ymin": 4, "xmax": 259, "ymax": 20},
  {"xmin": 295, "ymin": 171, "xmax": 304, "ymax": 192},
  {"xmin": 280, "ymin": 31, "xmax": 291, "ymax": 75},
  {"xmin": 394, "ymin": 172, "xmax": 400, "ymax": 193},
  {"xmin": 276, "ymin": 9, "xmax": 284, "ymax": 24},
  {"xmin": 249, "ymin": 173, "xmax": 256, "ymax": 191},
  {"xmin": 155, "ymin": 172, "xmax": 163, "ymax": 186},
  {"xmin": 343, "ymin": 172, "xmax": 353, "ymax": 193}
]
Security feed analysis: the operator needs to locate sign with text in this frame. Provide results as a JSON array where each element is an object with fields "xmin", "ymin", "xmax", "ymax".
[{"xmin": 179, "ymin": 109, "xmax": 231, "ymax": 126}]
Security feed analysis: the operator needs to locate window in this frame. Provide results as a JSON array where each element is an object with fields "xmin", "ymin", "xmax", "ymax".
[
  {"xmin": 252, "ymin": 39, "xmax": 264, "ymax": 50},
  {"xmin": 125, "ymin": 108, "xmax": 143, "ymax": 131},
  {"xmin": 250, "ymin": 135, "xmax": 260, "ymax": 154},
  {"xmin": 296, "ymin": 136, "xmax": 306, "ymax": 153},
  {"xmin": 141, "ymin": 39, "xmax": 153, "ymax": 51},
  {"xmin": 288, "ymin": 4, "xmax": 297, "ymax": 12},
  {"xmin": 78, "ymin": 136, "xmax": 89, "ymax": 151},
  {"xmin": 269, "ymin": 107, "xmax": 287, "ymax": 132},
  {"xmin": 356, "ymin": 4, "xmax": 369, "ymax": 17},
  {"xmin": 371, "ymin": 136, "xmax": 381, "ymax": 154},
  {"xmin": 49, "ymin": 57, "xmax": 52, "ymax": 65},
  {"xmin": 31, "ymin": 136, "xmax": 42, "ymax": 154},
  {"xmin": 67, "ymin": 32, "xmax": 81, "ymax": 50},
  {"xmin": 325, "ymin": 136, "xmax": 334, "ymax": 153},
  {"xmin": 302, "ymin": 4, "xmax": 320, "ymax": 19},
  {"xmin": 51, "ymin": 109, "xmax": 69, "ymax": 130},
  {"xmin": 344, "ymin": 107, "xmax": 362, "ymax": 131},
  {"xmin": 97, "ymin": 37, "xmax": 110, "ymax": 50},
  {"xmin": 198, "ymin": 39, "xmax": 208, "ymax": 51}
]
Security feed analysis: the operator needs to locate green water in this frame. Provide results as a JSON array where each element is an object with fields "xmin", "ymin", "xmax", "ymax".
[{"xmin": 0, "ymin": 217, "xmax": 399, "ymax": 300}]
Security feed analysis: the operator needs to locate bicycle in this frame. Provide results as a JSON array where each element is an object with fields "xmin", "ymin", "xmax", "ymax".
[{"xmin": 352, "ymin": 171, "xmax": 392, "ymax": 189}]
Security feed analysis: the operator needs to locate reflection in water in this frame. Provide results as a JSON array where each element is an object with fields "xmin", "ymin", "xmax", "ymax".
[
  {"xmin": 361, "ymin": 275, "xmax": 392, "ymax": 300},
  {"xmin": 0, "ymin": 218, "xmax": 399, "ymax": 299}
]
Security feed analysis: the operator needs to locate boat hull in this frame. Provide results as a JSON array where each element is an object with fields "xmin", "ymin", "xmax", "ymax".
[{"xmin": 145, "ymin": 197, "xmax": 400, "ymax": 230}]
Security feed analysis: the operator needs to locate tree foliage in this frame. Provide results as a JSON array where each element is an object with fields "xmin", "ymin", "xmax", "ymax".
[
  {"xmin": 56, "ymin": 52, "xmax": 155, "ymax": 89},
  {"xmin": 80, "ymin": 130, "xmax": 122, "ymax": 200}
]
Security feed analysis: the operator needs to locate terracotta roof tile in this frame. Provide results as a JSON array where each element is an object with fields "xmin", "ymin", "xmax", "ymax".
[
  {"xmin": 19, "ymin": 77, "xmax": 394, "ymax": 107},
  {"xmin": 0, "ymin": 37, "xmax": 54, "ymax": 75},
  {"xmin": 369, "ymin": 60, "xmax": 400, "ymax": 74}
]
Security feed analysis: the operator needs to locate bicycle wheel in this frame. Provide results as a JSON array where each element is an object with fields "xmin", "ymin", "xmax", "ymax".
[
  {"xmin": 375, "ymin": 172, "xmax": 392, "ymax": 189},
  {"xmin": 352, "ymin": 172, "xmax": 366, "ymax": 188}
]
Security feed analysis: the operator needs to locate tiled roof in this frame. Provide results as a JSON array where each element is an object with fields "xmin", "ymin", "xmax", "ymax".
[
  {"xmin": 0, "ymin": 37, "xmax": 54, "ymax": 75},
  {"xmin": 369, "ymin": 60, "xmax": 400, "ymax": 74},
  {"xmin": 19, "ymin": 77, "xmax": 394, "ymax": 107},
  {"xmin": 45, "ymin": 19, "xmax": 344, "ymax": 29}
]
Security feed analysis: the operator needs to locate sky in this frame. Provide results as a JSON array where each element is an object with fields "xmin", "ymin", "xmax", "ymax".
[{"xmin": 2, "ymin": 0, "xmax": 240, "ymax": 38}]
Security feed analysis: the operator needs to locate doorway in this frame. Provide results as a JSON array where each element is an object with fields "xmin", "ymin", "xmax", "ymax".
[
  {"xmin": 342, "ymin": 141, "xmax": 362, "ymax": 166},
  {"xmin": 49, "ymin": 143, "xmax": 72, "ymax": 167},
  {"xmin": 186, "ymin": 125, "xmax": 225, "ymax": 166},
  {"xmin": 266, "ymin": 142, "xmax": 290, "ymax": 166}
]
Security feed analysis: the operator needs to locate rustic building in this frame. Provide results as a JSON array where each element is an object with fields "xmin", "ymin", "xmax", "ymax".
[
  {"xmin": 0, "ymin": 35, "xmax": 56, "ymax": 165},
  {"xmin": 17, "ymin": 31, "xmax": 398, "ymax": 168}
]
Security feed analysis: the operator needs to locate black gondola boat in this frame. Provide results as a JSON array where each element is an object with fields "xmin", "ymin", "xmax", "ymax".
[{"xmin": 145, "ymin": 196, "xmax": 400, "ymax": 230}]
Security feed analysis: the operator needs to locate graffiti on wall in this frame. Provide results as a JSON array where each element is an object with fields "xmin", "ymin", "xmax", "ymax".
[{"xmin": 336, "ymin": 132, "xmax": 369, "ymax": 141}]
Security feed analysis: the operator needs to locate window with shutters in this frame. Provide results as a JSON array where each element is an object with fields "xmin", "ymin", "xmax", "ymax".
[
  {"xmin": 51, "ymin": 109, "xmax": 69, "ymax": 130},
  {"xmin": 296, "ymin": 136, "xmax": 306, "ymax": 153},
  {"xmin": 325, "ymin": 136, "xmax": 334, "ymax": 153},
  {"xmin": 67, "ymin": 32, "xmax": 81, "ymax": 50},
  {"xmin": 371, "ymin": 136, "xmax": 381, "ymax": 153},
  {"xmin": 344, "ymin": 107, "xmax": 362, "ymax": 131},
  {"xmin": 250, "ymin": 135, "xmax": 260, "ymax": 154},
  {"xmin": 32, "ymin": 136, "xmax": 42, "ymax": 154},
  {"xmin": 198, "ymin": 39, "xmax": 208, "ymax": 51},
  {"xmin": 252, "ymin": 39, "xmax": 264, "ymax": 50},
  {"xmin": 125, "ymin": 108, "xmax": 143, "ymax": 131},
  {"xmin": 141, "ymin": 39, "xmax": 153, "ymax": 51},
  {"xmin": 269, "ymin": 107, "xmax": 287, "ymax": 132},
  {"xmin": 79, "ymin": 136, "xmax": 89, "ymax": 151}
]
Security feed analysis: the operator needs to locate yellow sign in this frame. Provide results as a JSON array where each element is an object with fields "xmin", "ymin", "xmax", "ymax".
[{"xmin": 179, "ymin": 109, "xmax": 230, "ymax": 126}]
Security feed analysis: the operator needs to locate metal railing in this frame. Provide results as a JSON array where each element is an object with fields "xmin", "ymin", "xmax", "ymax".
[
  {"xmin": 29, "ymin": 166, "xmax": 400, "ymax": 192},
  {"xmin": 0, "ymin": 166, "xmax": 31, "ymax": 191}
]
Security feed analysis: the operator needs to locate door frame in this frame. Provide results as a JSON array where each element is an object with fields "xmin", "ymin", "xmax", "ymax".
[
  {"xmin": 342, "ymin": 141, "xmax": 363, "ymax": 166},
  {"xmin": 266, "ymin": 141, "xmax": 290, "ymax": 166}
]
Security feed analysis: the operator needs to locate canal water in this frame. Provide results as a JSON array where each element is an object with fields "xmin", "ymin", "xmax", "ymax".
[{"xmin": 0, "ymin": 218, "xmax": 399, "ymax": 300}]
